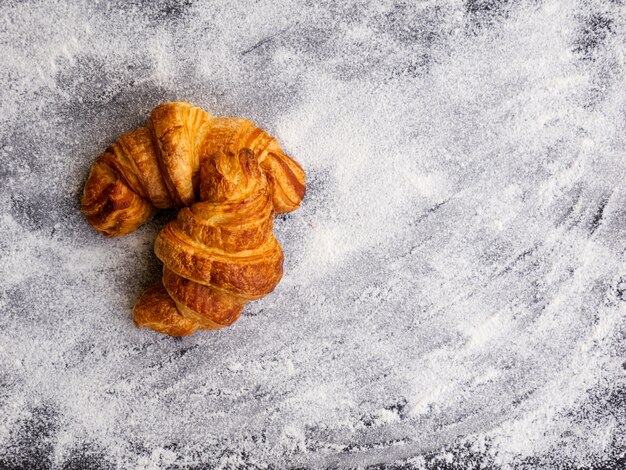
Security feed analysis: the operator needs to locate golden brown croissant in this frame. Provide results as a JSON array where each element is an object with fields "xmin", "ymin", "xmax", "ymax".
[{"xmin": 81, "ymin": 101, "xmax": 305, "ymax": 336}]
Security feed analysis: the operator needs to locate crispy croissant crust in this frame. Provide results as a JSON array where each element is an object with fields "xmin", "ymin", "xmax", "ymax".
[{"xmin": 81, "ymin": 101, "xmax": 305, "ymax": 336}]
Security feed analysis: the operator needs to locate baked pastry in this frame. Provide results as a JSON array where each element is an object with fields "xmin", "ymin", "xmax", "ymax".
[{"xmin": 82, "ymin": 101, "xmax": 305, "ymax": 336}]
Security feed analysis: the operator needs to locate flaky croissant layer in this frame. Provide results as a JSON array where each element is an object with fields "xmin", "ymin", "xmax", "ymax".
[{"xmin": 82, "ymin": 101, "xmax": 305, "ymax": 336}]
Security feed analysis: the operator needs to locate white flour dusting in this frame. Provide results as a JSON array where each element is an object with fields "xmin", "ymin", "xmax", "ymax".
[{"xmin": 0, "ymin": 0, "xmax": 625, "ymax": 468}]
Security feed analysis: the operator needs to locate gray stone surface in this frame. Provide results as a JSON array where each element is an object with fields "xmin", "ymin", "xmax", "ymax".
[{"xmin": 1, "ymin": 0, "xmax": 625, "ymax": 468}]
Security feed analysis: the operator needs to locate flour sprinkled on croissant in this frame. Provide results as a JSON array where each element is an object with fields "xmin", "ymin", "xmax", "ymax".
[{"xmin": 81, "ymin": 101, "xmax": 305, "ymax": 336}]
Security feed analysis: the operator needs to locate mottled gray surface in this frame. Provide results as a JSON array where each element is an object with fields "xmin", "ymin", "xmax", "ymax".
[{"xmin": 1, "ymin": 0, "xmax": 625, "ymax": 468}]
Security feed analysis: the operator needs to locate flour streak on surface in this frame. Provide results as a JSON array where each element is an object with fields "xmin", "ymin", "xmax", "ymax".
[{"xmin": 0, "ymin": 0, "xmax": 625, "ymax": 468}]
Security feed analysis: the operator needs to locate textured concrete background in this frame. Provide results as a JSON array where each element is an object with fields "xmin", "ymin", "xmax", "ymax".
[{"xmin": 1, "ymin": 0, "xmax": 625, "ymax": 468}]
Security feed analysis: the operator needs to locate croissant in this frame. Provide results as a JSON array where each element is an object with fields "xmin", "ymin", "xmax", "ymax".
[{"xmin": 81, "ymin": 101, "xmax": 305, "ymax": 336}]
